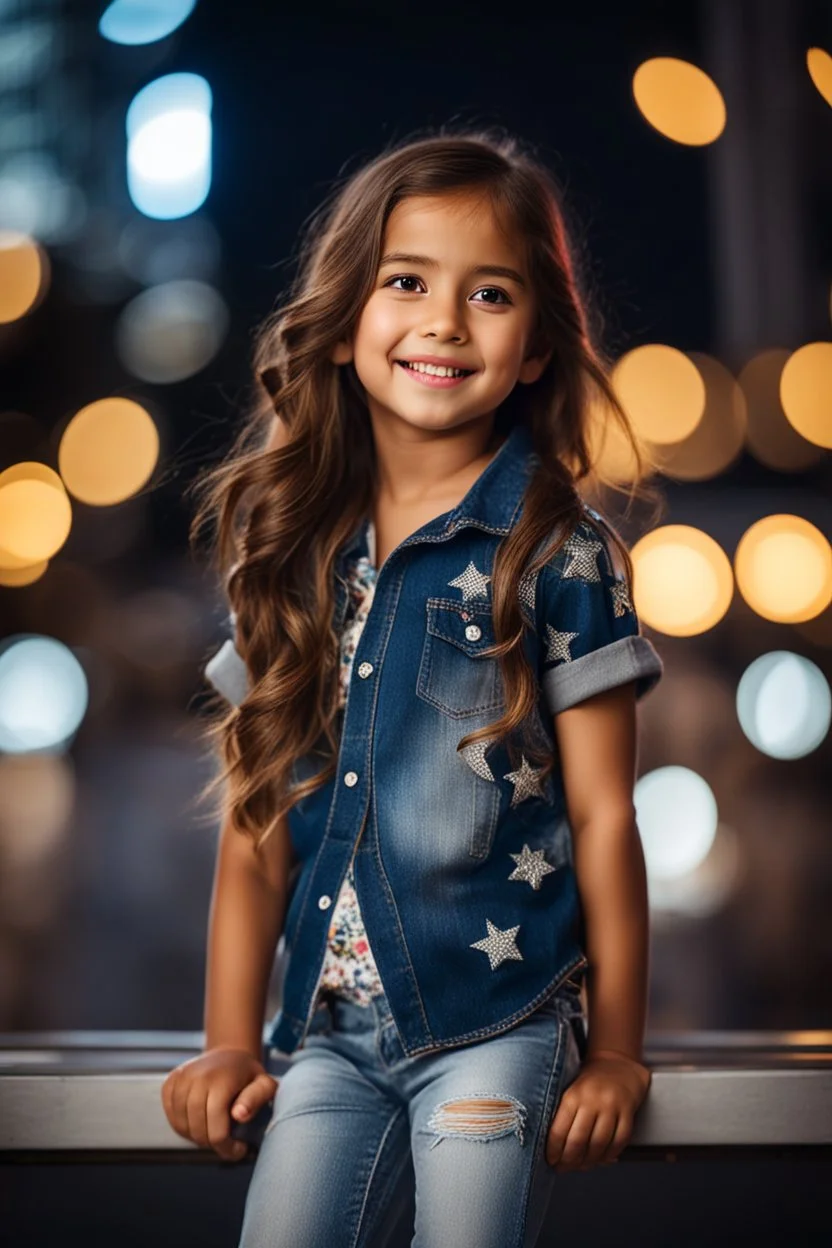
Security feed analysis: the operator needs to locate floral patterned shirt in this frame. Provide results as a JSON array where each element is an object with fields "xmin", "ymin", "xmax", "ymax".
[{"xmin": 315, "ymin": 520, "xmax": 385, "ymax": 1007}]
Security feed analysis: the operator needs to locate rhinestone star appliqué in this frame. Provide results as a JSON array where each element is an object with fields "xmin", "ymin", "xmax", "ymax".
[
  {"xmin": 562, "ymin": 530, "xmax": 605, "ymax": 583},
  {"xmin": 470, "ymin": 918, "xmax": 524, "ymax": 969},
  {"xmin": 448, "ymin": 561, "xmax": 492, "ymax": 602},
  {"xmin": 610, "ymin": 580, "xmax": 634, "ymax": 618},
  {"xmin": 503, "ymin": 755, "xmax": 545, "ymax": 806},
  {"xmin": 508, "ymin": 843, "xmax": 557, "ymax": 890},
  {"xmin": 459, "ymin": 737, "xmax": 497, "ymax": 782},
  {"xmin": 544, "ymin": 624, "xmax": 579, "ymax": 664}
]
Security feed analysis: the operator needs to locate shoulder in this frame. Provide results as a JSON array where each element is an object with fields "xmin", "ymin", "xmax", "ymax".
[{"xmin": 540, "ymin": 505, "xmax": 623, "ymax": 584}]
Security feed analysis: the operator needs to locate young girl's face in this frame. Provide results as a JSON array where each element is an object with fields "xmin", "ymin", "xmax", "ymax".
[{"xmin": 333, "ymin": 192, "xmax": 551, "ymax": 439}]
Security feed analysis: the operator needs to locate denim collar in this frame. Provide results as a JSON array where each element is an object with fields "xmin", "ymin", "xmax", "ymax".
[{"xmin": 336, "ymin": 421, "xmax": 538, "ymax": 576}]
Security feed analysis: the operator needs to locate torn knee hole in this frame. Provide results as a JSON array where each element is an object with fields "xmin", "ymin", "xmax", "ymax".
[{"xmin": 424, "ymin": 1094, "xmax": 527, "ymax": 1148}]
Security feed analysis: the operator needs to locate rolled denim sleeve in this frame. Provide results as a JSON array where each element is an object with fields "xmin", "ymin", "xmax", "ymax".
[
  {"xmin": 538, "ymin": 516, "xmax": 663, "ymax": 715},
  {"xmin": 203, "ymin": 613, "xmax": 250, "ymax": 707}
]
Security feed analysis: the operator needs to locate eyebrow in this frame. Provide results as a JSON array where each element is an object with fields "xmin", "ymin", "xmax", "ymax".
[{"xmin": 378, "ymin": 251, "xmax": 527, "ymax": 290}]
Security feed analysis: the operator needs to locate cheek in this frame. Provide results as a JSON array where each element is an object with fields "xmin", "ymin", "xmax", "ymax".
[
  {"xmin": 481, "ymin": 332, "xmax": 527, "ymax": 376},
  {"xmin": 354, "ymin": 299, "xmax": 402, "ymax": 353}
]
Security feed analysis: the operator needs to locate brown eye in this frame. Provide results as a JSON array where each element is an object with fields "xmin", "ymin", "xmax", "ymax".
[
  {"xmin": 471, "ymin": 287, "xmax": 511, "ymax": 305},
  {"xmin": 384, "ymin": 275, "xmax": 423, "ymax": 292}
]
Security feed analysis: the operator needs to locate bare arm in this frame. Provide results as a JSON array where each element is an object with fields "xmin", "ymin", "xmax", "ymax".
[
  {"xmin": 203, "ymin": 798, "xmax": 293, "ymax": 1059},
  {"xmin": 553, "ymin": 681, "xmax": 649, "ymax": 1064}
]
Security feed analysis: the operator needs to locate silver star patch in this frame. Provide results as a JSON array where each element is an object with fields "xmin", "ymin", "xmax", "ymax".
[
  {"xmin": 544, "ymin": 624, "xmax": 579, "ymax": 664},
  {"xmin": 503, "ymin": 754, "xmax": 545, "ymax": 806},
  {"xmin": 610, "ymin": 579, "xmax": 634, "ymax": 618},
  {"xmin": 508, "ymin": 843, "xmax": 557, "ymax": 890},
  {"xmin": 448, "ymin": 561, "xmax": 492, "ymax": 601},
  {"xmin": 562, "ymin": 530, "xmax": 605, "ymax": 583},
  {"xmin": 470, "ymin": 918, "xmax": 523, "ymax": 969},
  {"xmin": 459, "ymin": 737, "xmax": 497, "ymax": 782}
]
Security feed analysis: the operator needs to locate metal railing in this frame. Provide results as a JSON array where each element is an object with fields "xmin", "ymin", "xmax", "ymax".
[{"xmin": 2, "ymin": 1030, "xmax": 831, "ymax": 1163}]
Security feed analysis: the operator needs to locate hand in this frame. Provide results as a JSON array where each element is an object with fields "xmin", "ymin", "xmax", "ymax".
[
  {"xmin": 161, "ymin": 1046, "xmax": 279, "ymax": 1162},
  {"xmin": 545, "ymin": 1049, "xmax": 651, "ymax": 1172}
]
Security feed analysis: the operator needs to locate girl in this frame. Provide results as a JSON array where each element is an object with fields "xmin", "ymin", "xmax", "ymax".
[{"xmin": 162, "ymin": 127, "xmax": 664, "ymax": 1248}]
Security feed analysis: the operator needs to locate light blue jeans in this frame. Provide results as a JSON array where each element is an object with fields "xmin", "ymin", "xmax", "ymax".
[{"xmin": 237, "ymin": 980, "xmax": 587, "ymax": 1248}]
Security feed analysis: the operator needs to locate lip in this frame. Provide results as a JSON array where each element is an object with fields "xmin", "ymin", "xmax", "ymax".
[{"xmin": 396, "ymin": 361, "xmax": 475, "ymax": 389}]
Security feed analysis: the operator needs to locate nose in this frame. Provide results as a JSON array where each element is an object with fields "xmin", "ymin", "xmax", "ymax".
[{"xmin": 419, "ymin": 292, "xmax": 467, "ymax": 342}]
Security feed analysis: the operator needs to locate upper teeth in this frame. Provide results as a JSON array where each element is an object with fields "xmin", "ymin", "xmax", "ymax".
[{"xmin": 404, "ymin": 361, "xmax": 469, "ymax": 377}]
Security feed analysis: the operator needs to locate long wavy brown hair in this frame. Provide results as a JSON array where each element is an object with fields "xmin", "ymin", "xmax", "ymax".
[{"xmin": 187, "ymin": 124, "xmax": 664, "ymax": 861}]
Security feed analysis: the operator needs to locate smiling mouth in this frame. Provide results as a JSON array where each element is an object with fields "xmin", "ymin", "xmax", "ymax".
[
  {"xmin": 394, "ymin": 362, "xmax": 477, "ymax": 390},
  {"xmin": 395, "ymin": 361, "xmax": 476, "ymax": 378}
]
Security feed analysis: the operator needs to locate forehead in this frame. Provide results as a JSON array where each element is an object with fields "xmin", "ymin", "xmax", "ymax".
[{"xmin": 383, "ymin": 193, "xmax": 522, "ymax": 264}]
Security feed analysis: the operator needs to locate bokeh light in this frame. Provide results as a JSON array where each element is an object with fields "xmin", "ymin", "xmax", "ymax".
[
  {"xmin": 0, "ymin": 231, "xmax": 50, "ymax": 323},
  {"xmin": 115, "ymin": 279, "xmax": 229, "ymax": 383},
  {"xmin": 0, "ymin": 472, "xmax": 72, "ymax": 562},
  {"xmin": 612, "ymin": 344, "xmax": 706, "ymax": 445},
  {"xmin": 739, "ymin": 350, "xmax": 825, "ymax": 471},
  {"xmin": 99, "ymin": 0, "xmax": 198, "ymax": 46},
  {"xmin": 632, "ymin": 57, "xmax": 726, "ymax": 145},
  {"xmin": 0, "ymin": 636, "xmax": 89, "ymax": 754},
  {"xmin": 779, "ymin": 342, "xmax": 832, "ymax": 449},
  {"xmin": 631, "ymin": 525, "xmax": 735, "ymax": 636},
  {"xmin": 737, "ymin": 651, "xmax": 831, "ymax": 760},
  {"xmin": 635, "ymin": 766, "xmax": 719, "ymax": 880},
  {"xmin": 807, "ymin": 47, "xmax": 832, "ymax": 108},
  {"xmin": 58, "ymin": 397, "xmax": 159, "ymax": 505},
  {"xmin": 734, "ymin": 515, "xmax": 832, "ymax": 624},
  {"xmin": 126, "ymin": 73, "xmax": 212, "ymax": 219}
]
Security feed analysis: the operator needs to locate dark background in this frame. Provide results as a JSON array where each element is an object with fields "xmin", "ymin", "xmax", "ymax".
[{"xmin": 1, "ymin": 0, "xmax": 831, "ymax": 1053}]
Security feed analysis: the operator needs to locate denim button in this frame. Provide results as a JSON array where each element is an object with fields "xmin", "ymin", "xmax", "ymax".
[
  {"xmin": 464, "ymin": 623, "xmax": 482, "ymax": 641},
  {"xmin": 357, "ymin": 662, "xmax": 373, "ymax": 678},
  {"xmin": 344, "ymin": 771, "xmax": 358, "ymax": 786},
  {"xmin": 318, "ymin": 894, "xmax": 332, "ymax": 909}
]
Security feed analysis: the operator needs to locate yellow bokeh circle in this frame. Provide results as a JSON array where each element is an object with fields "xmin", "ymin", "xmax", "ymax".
[
  {"xmin": 58, "ymin": 397, "xmax": 160, "ymax": 505},
  {"xmin": 632, "ymin": 57, "xmax": 726, "ymax": 145},
  {"xmin": 0, "ymin": 477, "xmax": 72, "ymax": 562},
  {"xmin": 0, "ymin": 231, "xmax": 49, "ymax": 323},
  {"xmin": 807, "ymin": 47, "xmax": 832, "ymax": 108},
  {"xmin": 631, "ymin": 525, "xmax": 734, "ymax": 637},
  {"xmin": 612, "ymin": 345, "xmax": 706, "ymax": 446},
  {"xmin": 735, "ymin": 515, "xmax": 832, "ymax": 624},
  {"xmin": 779, "ymin": 342, "xmax": 832, "ymax": 449}
]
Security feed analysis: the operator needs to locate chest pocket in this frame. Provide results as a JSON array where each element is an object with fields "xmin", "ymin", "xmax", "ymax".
[{"xmin": 416, "ymin": 597, "xmax": 505, "ymax": 719}]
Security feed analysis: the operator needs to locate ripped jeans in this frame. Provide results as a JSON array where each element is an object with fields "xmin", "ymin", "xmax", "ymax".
[{"xmin": 237, "ymin": 980, "xmax": 587, "ymax": 1248}]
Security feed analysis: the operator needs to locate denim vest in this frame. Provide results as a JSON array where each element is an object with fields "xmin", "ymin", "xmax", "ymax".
[{"xmin": 204, "ymin": 422, "xmax": 664, "ymax": 1058}]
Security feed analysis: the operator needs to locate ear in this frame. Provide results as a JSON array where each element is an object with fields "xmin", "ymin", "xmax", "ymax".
[
  {"xmin": 331, "ymin": 336, "xmax": 353, "ymax": 366},
  {"xmin": 518, "ymin": 342, "xmax": 553, "ymax": 385}
]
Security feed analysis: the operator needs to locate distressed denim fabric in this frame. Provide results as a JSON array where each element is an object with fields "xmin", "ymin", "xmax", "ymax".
[
  {"xmin": 237, "ymin": 979, "xmax": 587, "ymax": 1248},
  {"xmin": 204, "ymin": 421, "xmax": 663, "ymax": 1058}
]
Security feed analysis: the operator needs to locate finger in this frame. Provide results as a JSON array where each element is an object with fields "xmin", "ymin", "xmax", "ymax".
[
  {"xmin": 206, "ymin": 1083, "xmax": 248, "ymax": 1161},
  {"xmin": 545, "ymin": 1091, "xmax": 580, "ymax": 1167},
  {"xmin": 577, "ymin": 1111, "xmax": 619, "ymax": 1170},
  {"xmin": 186, "ymin": 1079, "xmax": 212, "ymax": 1150},
  {"xmin": 231, "ymin": 1072, "xmax": 279, "ymax": 1121},
  {"xmin": 602, "ymin": 1115, "xmax": 633, "ymax": 1164},
  {"xmin": 552, "ymin": 1105, "xmax": 596, "ymax": 1171},
  {"xmin": 166, "ymin": 1073, "xmax": 194, "ymax": 1142}
]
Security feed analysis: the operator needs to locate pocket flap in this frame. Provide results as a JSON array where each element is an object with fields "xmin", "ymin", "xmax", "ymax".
[{"xmin": 426, "ymin": 598, "xmax": 497, "ymax": 657}]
